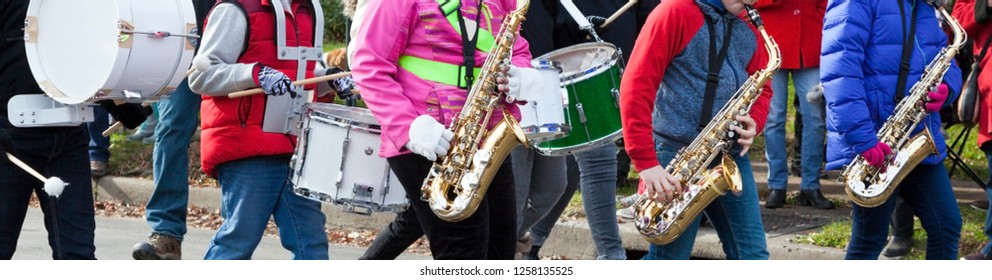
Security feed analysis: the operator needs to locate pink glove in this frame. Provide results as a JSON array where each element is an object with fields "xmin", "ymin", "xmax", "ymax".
[
  {"xmin": 924, "ymin": 83, "xmax": 949, "ymax": 112},
  {"xmin": 860, "ymin": 142, "xmax": 892, "ymax": 169}
]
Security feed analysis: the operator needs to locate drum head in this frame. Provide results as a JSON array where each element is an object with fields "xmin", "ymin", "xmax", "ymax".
[
  {"xmin": 534, "ymin": 42, "xmax": 620, "ymax": 86},
  {"xmin": 25, "ymin": 0, "xmax": 122, "ymax": 104}
]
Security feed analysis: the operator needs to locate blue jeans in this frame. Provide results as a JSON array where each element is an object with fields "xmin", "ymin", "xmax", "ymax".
[
  {"xmin": 511, "ymin": 146, "xmax": 567, "ymax": 239},
  {"xmin": 846, "ymin": 163, "xmax": 961, "ymax": 259},
  {"xmin": 643, "ymin": 145, "xmax": 769, "ymax": 260},
  {"xmin": 87, "ymin": 106, "xmax": 110, "ymax": 163},
  {"xmin": 764, "ymin": 68, "xmax": 824, "ymax": 190},
  {"xmin": 0, "ymin": 123, "xmax": 96, "ymax": 259},
  {"xmin": 204, "ymin": 156, "xmax": 328, "ymax": 260},
  {"xmin": 572, "ymin": 144, "xmax": 626, "ymax": 260},
  {"xmin": 147, "ymin": 80, "xmax": 199, "ymax": 240}
]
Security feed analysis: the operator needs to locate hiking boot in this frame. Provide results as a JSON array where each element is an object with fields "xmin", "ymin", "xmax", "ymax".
[
  {"xmin": 881, "ymin": 237, "xmax": 912, "ymax": 258},
  {"xmin": 132, "ymin": 233, "xmax": 181, "ymax": 260},
  {"xmin": 90, "ymin": 161, "xmax": 107, "ymax": 177}
]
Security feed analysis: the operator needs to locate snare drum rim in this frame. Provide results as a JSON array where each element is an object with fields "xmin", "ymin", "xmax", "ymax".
[
  {"xmin": 534, "ymin": 42, "xmax": 621, "ymax": 86},
  {"xmin": 534, "ymin": 129, "xmax": 622, "ymax": 156}
]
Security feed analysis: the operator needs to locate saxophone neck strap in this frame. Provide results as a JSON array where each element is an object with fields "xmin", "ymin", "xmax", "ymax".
[
  {"xmin": 698, "ymin": 14, "xmax": 735, "ymax": 131},
  {"xmin": 895, "ymin": 0, "xmax": 920, "ymax": 103}
]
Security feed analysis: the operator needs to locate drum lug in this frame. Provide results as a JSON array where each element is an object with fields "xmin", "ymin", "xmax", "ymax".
[
  {"xmin": 611, "ymin": 89, "xmax": 620, "ymax": 109},
  {"xmin": 576, "ymin": 103, "xmax": 587, "ymax": 124}
]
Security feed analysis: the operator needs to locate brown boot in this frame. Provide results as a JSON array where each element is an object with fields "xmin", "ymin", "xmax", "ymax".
[{"xmin": 132, "ymin": 233, "xmax": 181, "ymax": 260}]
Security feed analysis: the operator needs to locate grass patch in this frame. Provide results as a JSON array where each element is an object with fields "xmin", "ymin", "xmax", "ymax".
[{"xmin": 792, "ymin": 204, "xmax": 989, "ymax": 259}]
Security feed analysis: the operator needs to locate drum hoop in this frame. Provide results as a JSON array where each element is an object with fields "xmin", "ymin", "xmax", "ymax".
[
  {"xmin": 309, "ymin": 112, "xmax": 381, "ymax": 135},
  {"xmin": 534, "ymin": 42, "xmax": 621, "ymax": 86},
  {"xmin": 534, "ymin": 129, "xmax": 622, "ymax": 156}
]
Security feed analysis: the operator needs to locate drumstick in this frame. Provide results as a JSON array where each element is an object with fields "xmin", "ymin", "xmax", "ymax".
[
  {"xmin": 6, "ymin": 152, "xmax": 67, "ymax": 197},
  {"xmin": 227, "ymin": 71, "xmax": 352, "ymax": 99},
  {"xmin": 601, "ymin": 0, "xmax": 638, "ymax": 28}
]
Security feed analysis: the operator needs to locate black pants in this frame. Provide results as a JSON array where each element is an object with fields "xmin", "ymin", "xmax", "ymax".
[
  {"xmin": 387, "ymin": 153, "xmax": 517, "ymax": 259},
  {"xmin": 360, "ymin": 207, "xmax": 423, "ymax": 260}
]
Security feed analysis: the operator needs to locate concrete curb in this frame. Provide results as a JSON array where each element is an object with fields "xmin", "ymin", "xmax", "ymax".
[{"xmin": 93, "ymin": 175, "xmax": 847, "ymax": 260}]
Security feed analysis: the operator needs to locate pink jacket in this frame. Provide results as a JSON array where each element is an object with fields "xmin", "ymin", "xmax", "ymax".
[{"xmin": 352, "ymin": 0, "xmax": 532, "ymax": 158}]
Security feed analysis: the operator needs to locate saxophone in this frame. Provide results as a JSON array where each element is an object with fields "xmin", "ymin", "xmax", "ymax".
[
  {"xmin": 632, "ymin": 6, "xmax": 780, "ymax": 245},
  {"xmin": 840, "ymin": 5, "xmax": 967, "ymax": 208},
  {"xmin": 420, "ymin": 0, "xmax": 530, "ymax": 222}
]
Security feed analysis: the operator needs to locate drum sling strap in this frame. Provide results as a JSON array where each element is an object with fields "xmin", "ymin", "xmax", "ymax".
[
  {"xmin": 398, "ymin": 0, "xmax": 496, "ymax": 88},
  {"xmin": 698, "ymin": 15, "xmax": 734, "ymax": 131},
  {"xmin": 894, "ymin": 0, "xmax": 919, "ymax": 103}
]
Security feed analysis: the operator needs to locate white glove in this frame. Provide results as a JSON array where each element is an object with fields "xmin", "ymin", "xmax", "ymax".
[
  {"xmin": 405, "ymin": 115, "xmax": 455, "ymax": 161},
  {"xmin": 506, "ymin": 66, "xmax": 544, "ymax": 102}
]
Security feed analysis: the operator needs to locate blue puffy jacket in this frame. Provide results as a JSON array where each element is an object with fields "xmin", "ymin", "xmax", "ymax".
[{"xmin": 820, "ymin": 0, "xmax": 962, "ymax": 170}]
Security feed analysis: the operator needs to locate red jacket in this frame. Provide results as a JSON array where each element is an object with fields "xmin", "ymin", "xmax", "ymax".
[
  {"xmin": 953, "ymin": 0, "xmax": 992, "ymax": 147},
  {"xmin": 200, "ymin": 0, "xmax": 316, "ymax": 176},
  {"xmin": 754, "ymin": 0, "xmax": 826, "ymax": 70}
]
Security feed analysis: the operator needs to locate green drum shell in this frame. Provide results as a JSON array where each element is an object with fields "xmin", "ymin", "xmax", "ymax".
[{"xmin": 534, "ymin": 60, "xmax": 623, "ymax": 156}]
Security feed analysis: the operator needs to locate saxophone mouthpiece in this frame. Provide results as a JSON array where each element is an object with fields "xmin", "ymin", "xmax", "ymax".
[{"xmin": 744, "ymin": 5, "xmax": 763, "ymax": 27}]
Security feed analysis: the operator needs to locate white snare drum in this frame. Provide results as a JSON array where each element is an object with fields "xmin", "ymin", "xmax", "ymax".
[
  {"xmin": 291, "ymin": 103, "xmax": 409, "ymax": 215},
  {"xmin": 24, "ymin": 0, "xmax": 197, "ymax": 104},
  {"xmin": 518, "ymin": 61, "xmax": 569, "ymax": 143}
]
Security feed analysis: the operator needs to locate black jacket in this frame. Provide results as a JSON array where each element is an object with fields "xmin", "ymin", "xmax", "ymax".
[{"xmin": 0, "ymin": 0, "xmax": 43, "ymax": 117}]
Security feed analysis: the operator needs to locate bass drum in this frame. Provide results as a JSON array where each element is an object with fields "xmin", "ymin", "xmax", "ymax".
[{"xmin": 24, "ymin": 0, "xmax": 196, "ymax": 104}]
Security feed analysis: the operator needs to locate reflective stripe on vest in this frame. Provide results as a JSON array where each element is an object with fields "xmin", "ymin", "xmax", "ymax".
[
  {"xmin": 399, "ymin": 55, "xmax": 482, "ymax": 87},
  {"xmin": 399, "ymin": 0, "xmax": 495, "ymax": 88}
]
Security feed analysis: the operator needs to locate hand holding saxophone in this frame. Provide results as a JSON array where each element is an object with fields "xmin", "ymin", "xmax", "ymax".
[
  {"xmin": 924, "ymin": 83, "xmax": 950, "ymax": 112},
  {"xmin": 859, "ymin": 142, "xmax": 892, "ymax": 170},
  {"xmin": 406, "ymin": 115, "xmax": 455, "ymax": 162},
  {"xmin": 732, "ymin": 115, "xmax": 757, "ymax": 157},
  {"xmin": 638, "ymin": 165, "xmax": 684, "ymax": 203},
  {"xmin": 496, "ymin": 63, "xmax": 543, "ymax": 102}
]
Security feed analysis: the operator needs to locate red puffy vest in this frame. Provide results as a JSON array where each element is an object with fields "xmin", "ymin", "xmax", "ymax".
[{"xmin": 199, "ymin": 0, "xmax": 316, "ymax": 176}]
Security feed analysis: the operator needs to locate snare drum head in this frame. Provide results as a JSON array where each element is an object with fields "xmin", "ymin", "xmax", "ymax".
[
  {"xmin": 25, "ymin": 0, "xmax": 122, "ymax": 104},
  {"xmin": 534, "ymin": 42, "xmax": 620, "ymax": 86}
]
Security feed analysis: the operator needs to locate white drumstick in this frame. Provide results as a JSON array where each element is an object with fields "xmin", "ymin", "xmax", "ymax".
[
  {"xmin": 601, "ymin": 0, "xmax": 638, "ymax": 28},
  {"xmin": 6, "ymin": 153, "xmax": 67, "ymax": 197},
  {"xmin": 560, "ymin": 0, "xmax": 592, "ymax": 30}
]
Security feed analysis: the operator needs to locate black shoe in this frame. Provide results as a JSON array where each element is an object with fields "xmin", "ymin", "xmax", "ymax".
[
  {"xmin": 882, "ymin": 237, "xmax": 912, "ymax": 258},
  {"xmin": 764, "ymin": 189, "xmax": 786, "ymax": 209},
  {"xmin": 524, "ymin": 245, "xmax": 541, "ymax": 260},
  {"xmin": 798, "ymin": 189, "xmax": 835, "ymax": 209}
]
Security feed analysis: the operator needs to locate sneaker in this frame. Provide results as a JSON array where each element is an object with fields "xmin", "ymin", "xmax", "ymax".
[
  {"xmin": 617, "ymin": 206, "xmax": 636, "ymax": 221},
  {"xmin": 617, "ymin": 194, "xmax": 639, "ymax": 208},
  {"xmin": 961, "ymin": 252, "xmax": 991, "ymax": 260},
  {"xmin": 971, "ymin": 200, "xmax": 989, "ymax": 211},
  {"xmin": 126, "ymin": 127, "xmax": 153, "ymax": 142},
  {"xmin": 132, "ymin": 233, "xmax": 182, "ymax": 260},
  {"xmin": 90, "ymin": 161, "xmax": 108, "ymax": 177}
]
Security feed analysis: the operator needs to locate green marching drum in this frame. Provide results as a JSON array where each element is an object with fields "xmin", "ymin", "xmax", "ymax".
[{"xmin": 531, "ymin": 42, "xmax": 623, "ymax": 156}]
